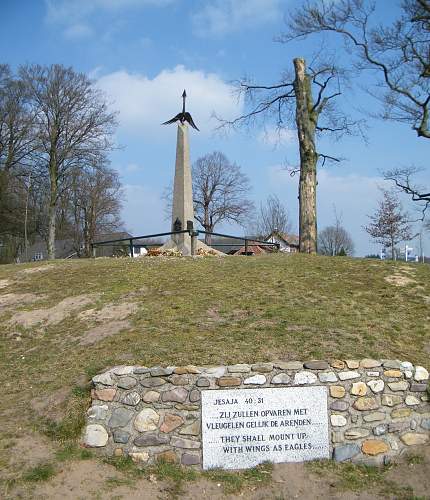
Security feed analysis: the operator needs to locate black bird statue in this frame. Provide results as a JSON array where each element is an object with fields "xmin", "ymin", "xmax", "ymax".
[{"xmin": 162, "ymin": 90, "xmax": 199, "ymax": 131}]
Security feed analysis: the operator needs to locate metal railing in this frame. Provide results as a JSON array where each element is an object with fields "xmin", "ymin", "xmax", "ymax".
[{"xmin": 91, "ymin": 228, "xmax": 280, "ymax": 257}]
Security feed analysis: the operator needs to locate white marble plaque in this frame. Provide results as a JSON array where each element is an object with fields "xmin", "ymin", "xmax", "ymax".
[{"xmin": 202, "ymin": 386, "xmax": 329, "ymax": 470}]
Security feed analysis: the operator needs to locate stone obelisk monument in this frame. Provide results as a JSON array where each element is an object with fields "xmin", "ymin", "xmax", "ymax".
[{"xmin": 170, "ymin": 122, "xmax": 194, "ymax": 254}]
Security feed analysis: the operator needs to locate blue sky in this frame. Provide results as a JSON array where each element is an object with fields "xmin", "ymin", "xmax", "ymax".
[{"xmin": 2, "ymin": 0, "xmax": 429, "ymax": 256}]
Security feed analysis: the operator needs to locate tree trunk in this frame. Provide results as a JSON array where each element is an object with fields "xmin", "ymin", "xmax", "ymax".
[
  {"xmin": 204, "ymin": 206, "xmax": 211, "ymax": 245},
  {"xmin": 294, "ymin": 58, "xmax": 318, "ymax": 254},
  {"xmin": 47, "ymin": 153, "xmax": 58, "ymax": 260}
]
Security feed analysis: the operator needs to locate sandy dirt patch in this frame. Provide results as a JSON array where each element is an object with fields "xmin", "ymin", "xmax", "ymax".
[
  {"xmin": 0, "ymin": 293, "xmax": 42, "ymax": 313},
  {"xmin": 78, "ymin": 302, "xmax": 138, "ymax": 322},
  {"xmin": 385, "ymin": 274, "xmax": 416, "ymax": 286},
  {"xmin": 79, "ymin": 320, "xmax": 132, "ymax": 346},
  {"xmin": 8, "ymin": 294, "xmax": 98, "ymax": 328},
  {"xmin": 0, "ymin": 279, "xmax": 12, "ymax": 289},
  {"xmin": 30, "ymin": 387, "xmax": 70, "ymax": 423},
  {"xmin": 8, "ymin": 433, "xmax": 55, "ymax": 469},
  {"xmin": 19, "ymin": 265, "xmax": 55, "ymax": 275}
]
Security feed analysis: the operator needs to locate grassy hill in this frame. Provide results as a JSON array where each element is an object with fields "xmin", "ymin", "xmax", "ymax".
[{"xmin": 0, "ymin": 253, "xmax": 429, "ymax": 496}]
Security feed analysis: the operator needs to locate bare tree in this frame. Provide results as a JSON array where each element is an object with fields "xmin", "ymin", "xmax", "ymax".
[
  {"xmin": 20, "ymin": 64, "xmax": 117, "ymax": 259},
  {"xmin": 286, "ymin": 0, "xmax": 430, "ymax": 208},
  {"xmin": 318, "ymin": 211, "xmax": 355, "ymax": 256},
  {"xmin": 220, "ymin": 57, "xmax": 359, "ymax": 254},
  {"xmin": 364, "ymin": 189, "xmax": 413, "ymax": 259},
  {"xmin": 254, "ymin": 194, "xmax": 293, "ymax": 237},
  {"xmin": 191, "ymin": 152, "xmax": 254, "ymax": 244},
  {"xmin": 69, "ymin": 164, "xmax": 124, "ymax": 256}
]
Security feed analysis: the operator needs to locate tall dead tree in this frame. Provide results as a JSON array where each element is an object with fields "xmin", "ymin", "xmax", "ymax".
[
  {"xmin": 286, "ymin": 0, "xmax": 430, "ymax": 213},
  {"xmin": 21, "ymin": 64, "xmax": 117, "ymax": 259},
  {"xmin": 222, "ymin": 59, "xmax": 357, "ymax": 253}
]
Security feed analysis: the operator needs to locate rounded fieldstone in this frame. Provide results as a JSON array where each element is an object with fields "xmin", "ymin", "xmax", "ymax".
[
  {"xmin": 92, "ymin": 388, "xmax": 116, "ymax": 402},
  {"xmin": 175, "ymin": 403, "xmax": 199, "ymax": 411},
  {"xmin": 92, "ymin": 372, "xmax": 114, "ymax": 386},
  {"xmin": 345, "ymin": 428, "xmax": 370, "ymax": 440},
  {"xmin": 367, "ymin": 371, "xmax": 381, "ymax": 377},
  {"xmin": 282, "ymin": 361, "xmax": 303, "ymax": 370},
  {"xmin": 353, "ymin": 397, "xmax": 379, "ymax": 411},
  {"xmin": 117, "ymin": 376, "xmax": 137, "ymax": 390},
  {"xmin": 181, "ymin": 452, "xmax": 200, "ymax": 465},
  {"xmin": 388, "ymin": 381, "xmax": 408, "ymax": 391},
  {"xmin": 251, "ymin": 362, "xmax": 274, "ymax": 373},
  {"xmin": 84, "ymin": 424, "xmax": 109, "ymax": 447},
  {"xmin": 367, "ymin": 380, "xmax": 384, "ymax": 393},
  {"xmin": 156, "ymin": 450, "xmax": 177, "ymax": 463},
  {"xmin": 171, "ymin": 436, "xmax": 200, "ymax": 449},
  {"xmin": 400, "ymin": 432, "xmax": 429, "ymax": 445},
  {"xmin": 134, "ymin": 432, "xmax": 169, "ymax": 447},
  {"xmin": 338, "ymin": 371, "xmax": 360, "ymax": 381},
  {"xmin": 133, "ymin": 366, "xmax": 150, "ymax": 374},
  {"xmin": 162, "ymin": 387, "xmax": 188, "ymax": 403},
  {"xmin": 113, "ymin": 430, "xmax": 130, "ymax": 444},
  {"xmin": 391, "ymin": 408, "xmax": 411, "ymax": 419},
  {"xmin": 333, "ymin": 443, "xmax": 360, "ymax": 461},
  {"xmin": 294, "ymin": 371, "xmax": 317, "ymax": 385},
  {"xmin": 331, "ymin": 414, "xmax": 347, "ymax": 427},
  {"xmin": 330, "ymin": 401, "xmax": 349, "ymax": 412},
  {"xmin": 373, "ymin": 424, "xmax": 387, "ymax": 436},
  {"xmin": 303, "ymin": 360, "xmax": 329, "ymax": 370},
  {"xmin": 362, "ymin": 439, "xmax": 389, "ymax": 456},
  {"xmin": 189, "ymin": 389, "xmax": 200, "ymax": 402},
  {"xmin": 271, "ymin": 373, "xmax": 291, "ymax": 384},
  {"xmin": 150, "ymin": 366, "xmax": 174, "ymax": 377},
  {"xmin": 363, "ymin": 412, "xmax": 386, "ymax": 423},
  {"xmin": 330, "ymin": 359, "xmax": 346, "ymax": 370},
  {"xmin": 405, "ymin": 395, "xmax": 420, "ymax": 406},
  {"xmin": 141, "ymin": 377, "xmax": 167, "ymax": 388},
  {"xmin": 179, "ymin": 420, "xmax": 200, "ymax": 436},
  {"xmin": 330, "ymin": 386, "xmax": 346, "ymax": 398},
  {"xmin": 410, "ymin": 382, "xmax": 428, "ymax": 392},
  {"xmin": 244, "ymin": 374, "xmax": 266, "ymax": 385},
  {"xmin": 388, "ymin": 421, "xmax": 409, "ymax": 433},
  {"xmin": 160, "ymin": 413, "xmax": 184, "ymax": 433},
  {"xmin": 345, "ymin": 360, "xmax": 360, "ymax": 369},
  {"xmin": 217, "ymin": 377, "xmax": 241, "ymax": 387},
  {"xmin": 360, "ymin": 359, "xmax": 382, "ymax": 369},
  {"xmin": 169, "ymin": 375, "xmax": 189, "ymax": 386},
  {"xmin": 382, "ymin": 394, "xmax": 403, "ymax": 407},
  {"xmin": 109, "ymin": 407, "xmax": 134, "ymax": 428},
  {"xmin": 228, "ymin": 364, "xmax": 250, "ymax": 373},
  {"xmin": 113, "ymin": 366, "xmax": 134, "ymax": 376},
  {"xmin": 420, "ymin": 418, "xmax": 430, "ymax": 430},
  {"xmin": 174, "ymin": 365, "xmax": 200, "ymax": 374},
  {"xmin": 410, "ymin": 419, "xmax": 417, "ymax": 430},
  {"xmin": 134, "ymin": 408, "xmax": 160, "ymax": 432},
  {"xmin": 196, "ymin": 377, "xmax": 210, "ymax": 387},
  {"xmin": 351, "ymin": 382, "xmax": 367, "ymax": 396},
  {"xmin": 414, "ymin": 366, "xmax": 429, "ymax": 382},
  {"xmin": 122, "ymin": 391, "xmax": 141, "ymax": 406},
  {"xmin": 318, "ymin": 372, "xmax": 337, "ymax": 383},
  {"xmin": 383, "ymin": 360, "xmax": 401, "ymax": 369},
  {"xmin": 142, "ymin": 390, "xmax": 160, "ymax": 403},
  {"xmin": 384, "ymin": 369, "xmax": 402, "ymax": 378},
  {"xmin": 400, "ymin": 361, "xmax": 413, "ymax": 370},
  {"xmin": 129, "ymin": 451, "xmax": 149, "ymax": 463},
  {"xmin": 87, "ymin": 404, "xmax": 108, "ymax": 420}
]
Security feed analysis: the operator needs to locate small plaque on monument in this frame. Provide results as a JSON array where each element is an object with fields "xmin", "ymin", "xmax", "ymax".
[{"xmin": 202, "ymin": 386, "xmax": 329, "ymax": 470}]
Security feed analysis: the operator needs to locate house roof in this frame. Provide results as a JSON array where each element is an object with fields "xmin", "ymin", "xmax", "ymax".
[
  {"xmin": 234, "ymin": 245, "xmax": 268, "ymax": 256},
  {"xmin": 266, "ymin": 231, "xmax": 299, "ymax": 247}
]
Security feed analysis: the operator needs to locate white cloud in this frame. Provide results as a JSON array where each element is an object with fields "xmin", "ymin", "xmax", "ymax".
[
  {"xmin": 45, "ymin": 0, "xmax": 174, "ymax": 38},
  {"xmin": 259, "ymin": 126, "xmax": 296, "ymax": 147},
  {"xmin": 96, "ymin": 65, "xmax": 243, "ymax": 136},
  {"xmin": 64, "ymin": 23, "xmax": 93, "ymax": 40},
  {"xmin": 192, "ymin": 0, "xmax": 282, "ymax": 37}
]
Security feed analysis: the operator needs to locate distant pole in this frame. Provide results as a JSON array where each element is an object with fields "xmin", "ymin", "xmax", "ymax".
[{"xmin": 24, "ymin": 172, "xmax": 32, "ymax": 262}]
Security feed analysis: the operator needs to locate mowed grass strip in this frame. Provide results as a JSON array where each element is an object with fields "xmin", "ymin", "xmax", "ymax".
[{"xmin": 0, "ymin": 254, "xmax": 429, "ymax": 490}]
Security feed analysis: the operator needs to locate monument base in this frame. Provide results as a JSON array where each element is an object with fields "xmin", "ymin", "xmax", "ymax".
[{"xmin": 161, "ymin": 238, "xmax": 225, "ymax": 256}]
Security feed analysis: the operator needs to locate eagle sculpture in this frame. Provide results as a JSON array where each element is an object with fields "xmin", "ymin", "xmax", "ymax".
[{"xmin": 162, "ymin": 90, "xmax": 199, "ymax": 131}]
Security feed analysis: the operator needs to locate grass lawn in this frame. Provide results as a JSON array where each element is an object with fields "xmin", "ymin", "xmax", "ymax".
[{"xmin": 0, "ymin": 253, "xmax": 429, "ymax": 496}]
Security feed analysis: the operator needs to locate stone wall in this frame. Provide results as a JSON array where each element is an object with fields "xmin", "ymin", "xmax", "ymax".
[{"xmin": 83, "ymin": 359, "xmax": 429, "ymax": 468}]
